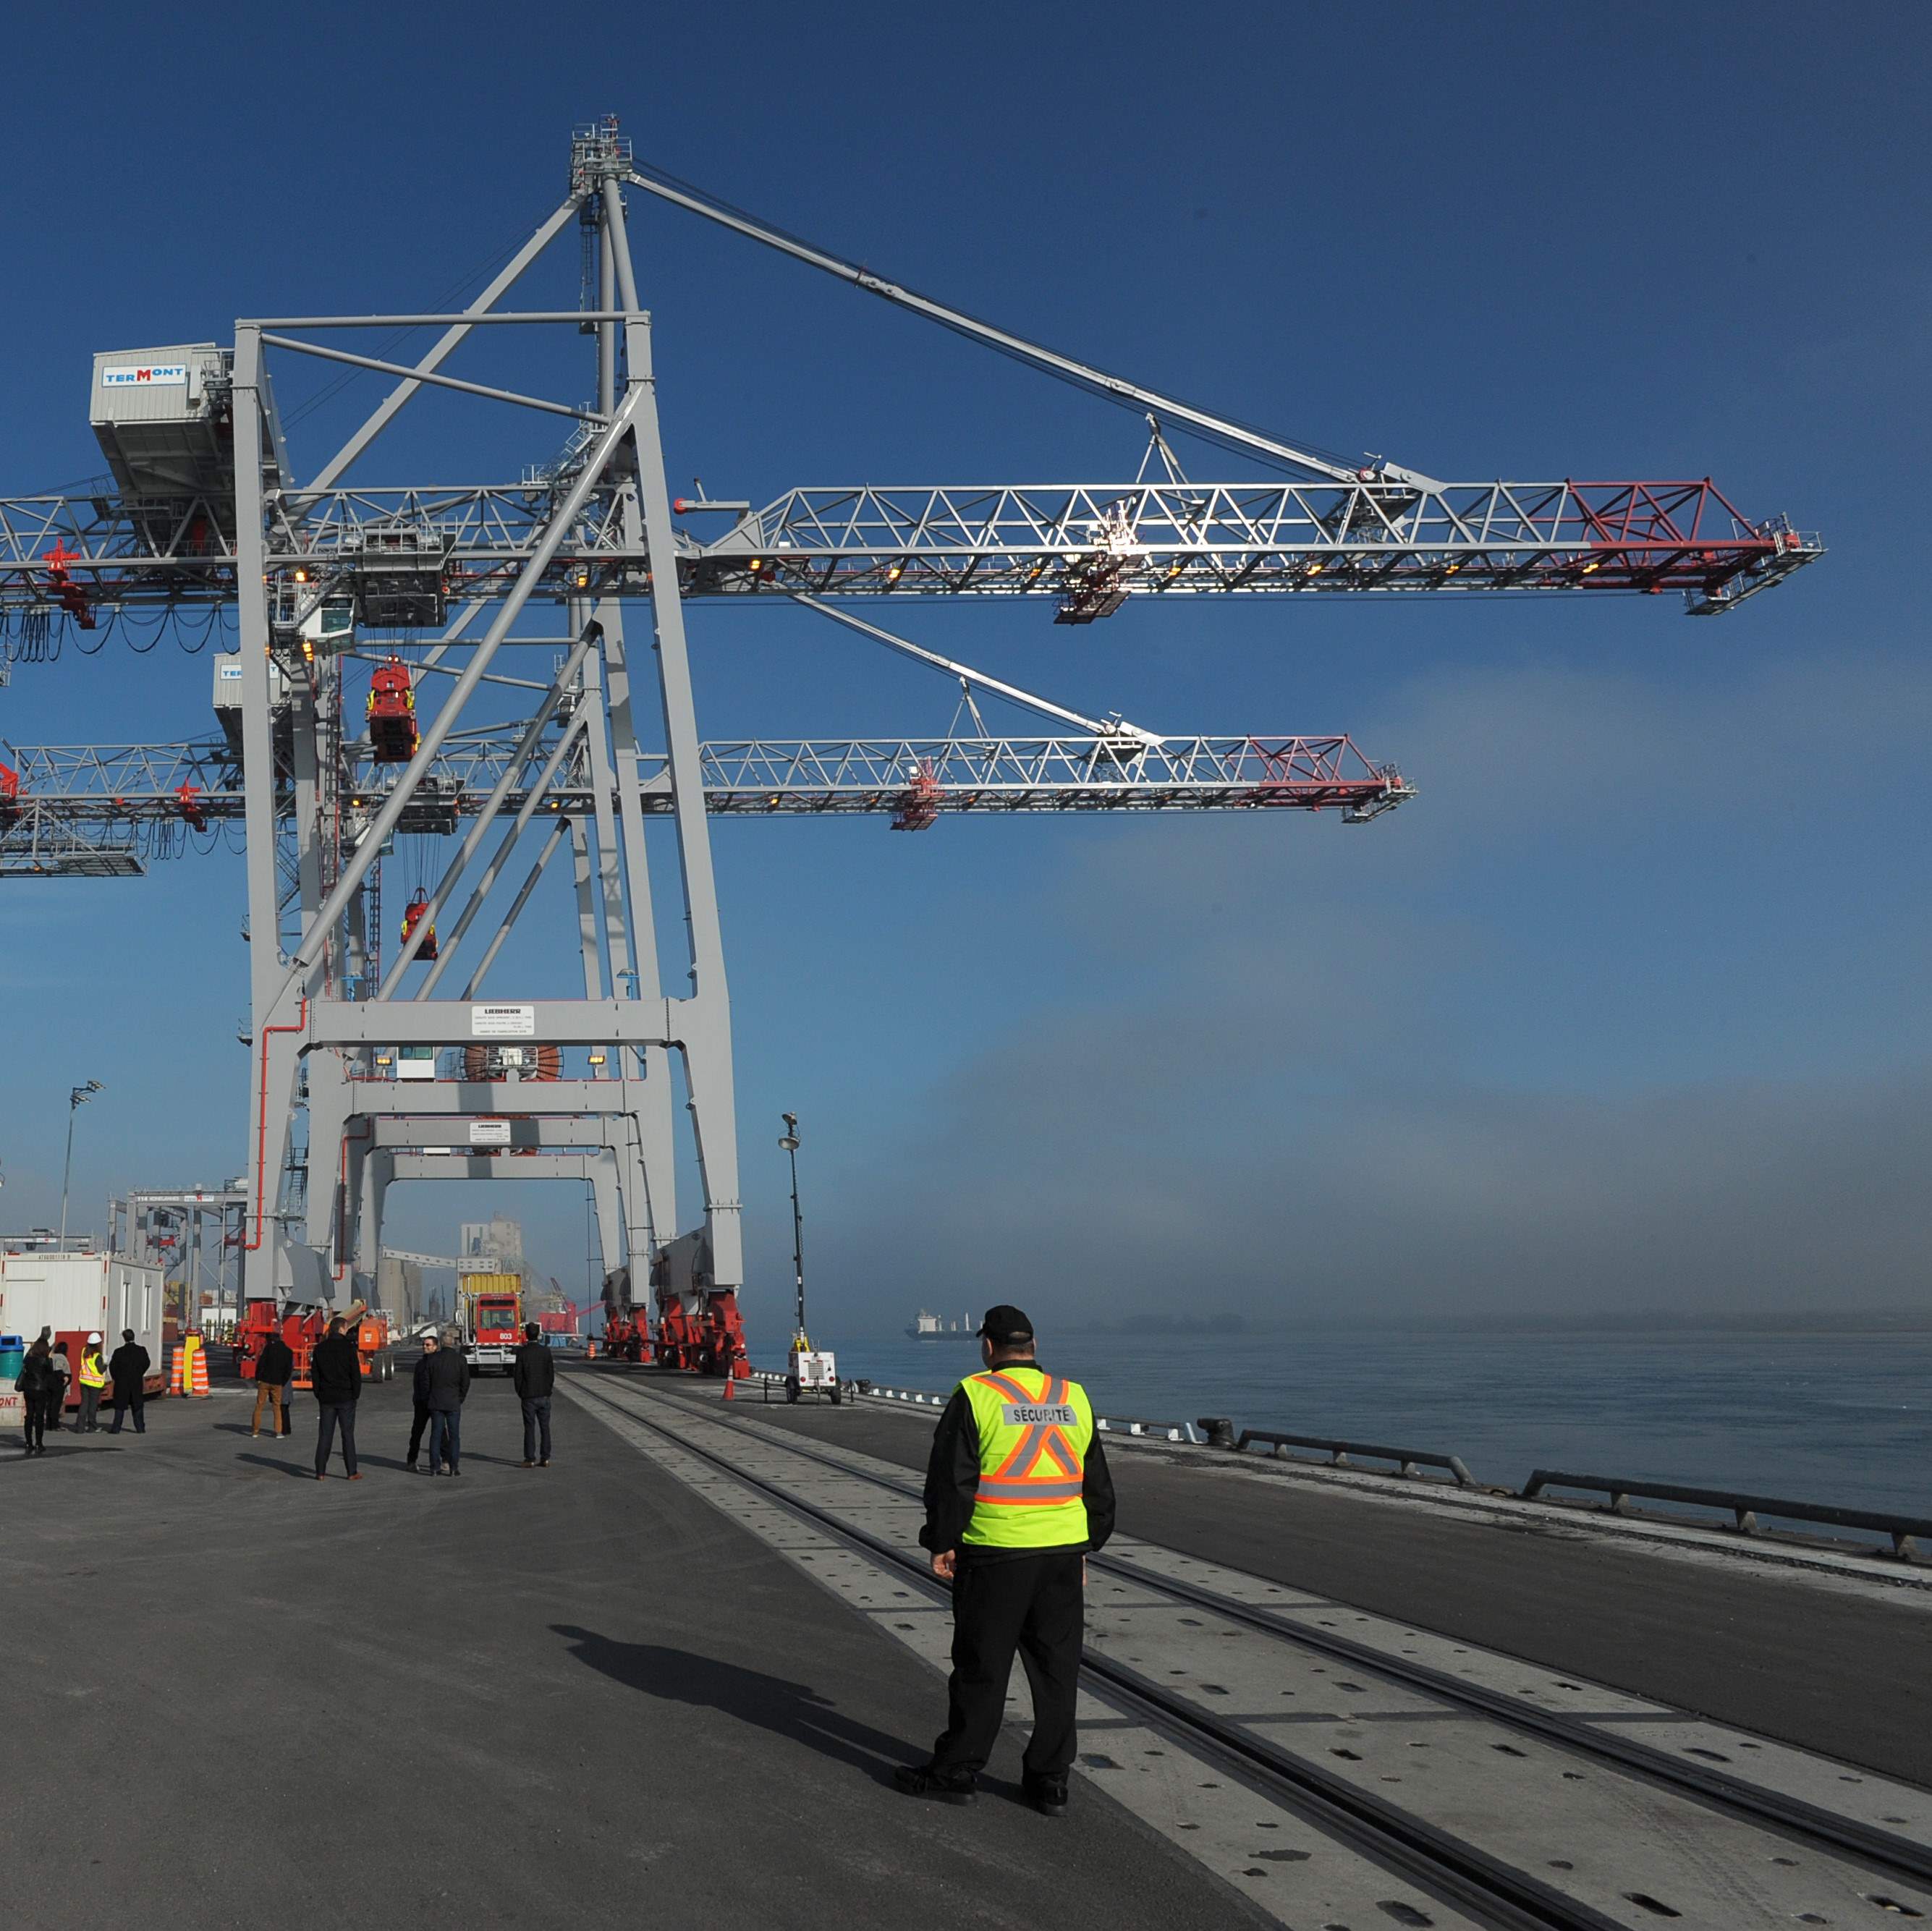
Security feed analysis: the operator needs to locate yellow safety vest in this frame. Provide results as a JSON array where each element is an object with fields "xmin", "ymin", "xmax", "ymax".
[
  {"xmin": 79, "ymin": 1351, "xmax": 107, "ymax": 1389},
  {"xmin": 959, "ymin": 1365, "xmax": 1095, "ymax": 1551}
]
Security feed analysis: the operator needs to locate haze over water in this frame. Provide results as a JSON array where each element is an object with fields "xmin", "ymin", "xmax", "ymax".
[{"xmin": 780, "ymin": 1328, "xmax": 1932, "ymax": 1522}]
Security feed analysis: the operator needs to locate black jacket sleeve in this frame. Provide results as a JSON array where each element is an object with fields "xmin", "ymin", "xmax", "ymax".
[
  {"xmin": 457, "ymin": 1356, "xmax": 472, "ymax": 1403},
  {"xmin": 1082, "ymin": 1430, "xmax": 1117, "ymax": 1553},
  {"xmin": 918, "ymin": 1390, "xmax": 982, "ymax": 1553}
]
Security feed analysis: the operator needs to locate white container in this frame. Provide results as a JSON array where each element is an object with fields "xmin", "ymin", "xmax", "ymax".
[{"xmin": 0, "ymin": 1252, "xmax": 165, "ymax": 1378}]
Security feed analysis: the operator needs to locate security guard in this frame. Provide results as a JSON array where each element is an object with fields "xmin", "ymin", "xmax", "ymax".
[{"xmin": 894, "ymin": 1304, "xmax": 1114, "ymax": 1815}]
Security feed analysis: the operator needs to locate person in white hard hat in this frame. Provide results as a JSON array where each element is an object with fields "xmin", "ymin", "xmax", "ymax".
[{"xmin": 77, "ymin": 1333, "xmax": 109, "ymax": 1433}]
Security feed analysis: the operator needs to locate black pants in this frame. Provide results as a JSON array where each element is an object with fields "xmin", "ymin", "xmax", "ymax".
[
  {"xmin": 929, "ymin": 1550, "xmax": 1084, "ymax": 1783},
  {"xmin": 109, "ymin": 1388, "xmax": 145, "ymax": 1433},
  {"xmin": 24, "ymin": 1393, "xmax": 52, "ymax": 1451},
  {"xmin": 407, "ymin": 1400, "xmax": 431, "ymax": 1462},
  {"xmin": 315, "ymin": 1401, "xmax": 359, "ymax": 1475},
  {"xmin": 520, "ymin": 1396, "xmax": 552, "ymax": 1462}
]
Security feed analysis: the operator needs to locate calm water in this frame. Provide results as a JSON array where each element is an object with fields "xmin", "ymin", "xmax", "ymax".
[{"xmin": 771, "ymin": 1329, "xmax": 1932, "ymax": 1519}]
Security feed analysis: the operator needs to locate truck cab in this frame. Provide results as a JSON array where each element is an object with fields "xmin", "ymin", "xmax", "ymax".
[{"xmin": 460, "ymin": 1274, "xmax": 522, "ymax": 1374}]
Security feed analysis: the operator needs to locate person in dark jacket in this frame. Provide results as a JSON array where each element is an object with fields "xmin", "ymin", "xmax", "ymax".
[
  {"xmin": 407, "ymin": 1331, "xmax": 445, "ymax": 1470},
  {"xmin": 512, "ymin": 1323, "xmax": 556, "ymax": 1467},
  {"xmin": 895, "ymin": 1304, "xmax": 1116, "ymax": 1815},
  {"xmin": 308, "ymin": 1315, "xmax": 364, "ymax": 1480},
  {"xmin": 107, "ymin": 1329, "xmax": 151, "ymax": 1434},
  {"xmin": 421, "ymin": 1327, "xmax": 471, "ymax": 1476},
  {"xmin": 251, "ymin": 1328, "xmax": 295, "ymax": 1438},
  {"xmin": 15, "ymin": 1338, "xmax": 56, "ymax": 1455}
]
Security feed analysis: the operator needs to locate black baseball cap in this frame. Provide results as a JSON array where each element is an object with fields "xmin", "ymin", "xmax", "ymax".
[{"xmin": 977, "ymin": 1304, "xmax": 1034, "ymax": 1345}]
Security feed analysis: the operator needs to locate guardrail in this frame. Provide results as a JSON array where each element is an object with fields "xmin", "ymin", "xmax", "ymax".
[
  {"xmin": 844, "ymin": 1381, "xmax": 1200, "ymax": 1442},
  {"xmin": 1234, "ymin": 1429, "xmax": 1475, "ymax": 1486},
  {"xmin": 1520, "ymin": 1469, "xmax": 1929, "ymax": 1560}
]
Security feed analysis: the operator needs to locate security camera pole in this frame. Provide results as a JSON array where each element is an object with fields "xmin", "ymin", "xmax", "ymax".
[
  {"xmin": 60, "ymin": 1079, "xmax": 104, "ymax": 1249},
  {"xmin": 779, "ymin": 1113, "xmax": 805, "ymax": 1344}
]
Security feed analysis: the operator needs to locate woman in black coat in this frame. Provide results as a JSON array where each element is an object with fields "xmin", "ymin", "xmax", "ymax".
[{"xmin": 14, "ymin": 1338, "xmax": 55, "ymax": 1455}]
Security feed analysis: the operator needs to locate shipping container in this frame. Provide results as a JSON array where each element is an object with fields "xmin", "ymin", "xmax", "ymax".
[{"xmin": 0, "ymin": 1252, "xmax": 166, "ymax": 1403}]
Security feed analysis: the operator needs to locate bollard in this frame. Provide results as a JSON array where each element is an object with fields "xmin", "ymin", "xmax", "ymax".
[{"xmin": 1196, "ymin": 1417, "xmax": 1237, "ymax": 1451}]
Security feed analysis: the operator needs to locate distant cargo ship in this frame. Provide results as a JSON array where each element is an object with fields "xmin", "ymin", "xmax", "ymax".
[{"xmin": 907, "ymin": 1310, "xmax": 978, "ymax": 1341}]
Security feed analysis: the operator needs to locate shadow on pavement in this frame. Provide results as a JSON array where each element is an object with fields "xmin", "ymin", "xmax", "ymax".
[
  {"xmin": 551, "ymin": 1625, "xmax": 912, "ymax": 1779},
  {"xmin": 237, "ymin": 1452, "xmax": 319, "ymax": 1479}
]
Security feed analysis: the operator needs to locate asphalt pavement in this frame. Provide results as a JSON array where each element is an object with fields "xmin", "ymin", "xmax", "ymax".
[{"xmin": 0, "ymin": 1364, "xmax": 1250, "ymax": 1931}]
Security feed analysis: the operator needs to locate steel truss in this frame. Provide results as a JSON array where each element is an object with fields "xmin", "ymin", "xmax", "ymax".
[
  {"xmin": 0, "ymin": 119, "xmax": 1815, "ymax": 1366},
  {"xmin": 1, "ymin": 730, "xmax": 1410, "ymax": 872},
  {"xmin": 0, "ymin": 472, "xmax": 1819, "ymax": 619}
]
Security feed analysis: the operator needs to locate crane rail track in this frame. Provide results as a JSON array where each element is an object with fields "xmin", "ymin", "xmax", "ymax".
[{"xmin": 572, "ymin": 1372, "xmax": 1932, "ymax": 1930}]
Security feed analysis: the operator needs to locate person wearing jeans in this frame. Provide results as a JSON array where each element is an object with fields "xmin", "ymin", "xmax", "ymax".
[
  {"xmin": 308, "ymin": 1316, "xmax": 364, "ymax": 1480},
  {"xmin": 421, "ymin": 1326, "xmax": 471, "ymax": 1476},
  {"xmin": 512, "ymin": 1323, "xmax": 556, "ymax": 1467}
]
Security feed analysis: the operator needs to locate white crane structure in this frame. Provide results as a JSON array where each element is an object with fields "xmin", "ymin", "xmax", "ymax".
[{"xmin": 0, "ymin": 120, "xmax": 1817, "ymax": 1368}]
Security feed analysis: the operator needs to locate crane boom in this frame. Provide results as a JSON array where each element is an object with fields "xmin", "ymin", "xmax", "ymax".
[
  {"xmin": 1, "ymin": 731, "xmax": 1412, "ymax": 875},
  {"xmin": 0, "ymin": 472, "xmax": 1818, "ymax": 624}
]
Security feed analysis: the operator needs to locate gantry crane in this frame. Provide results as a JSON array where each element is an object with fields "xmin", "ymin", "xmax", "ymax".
[{"xmin": 0, "ymin": 119, "xmax": 1817, "ymax": 1368}]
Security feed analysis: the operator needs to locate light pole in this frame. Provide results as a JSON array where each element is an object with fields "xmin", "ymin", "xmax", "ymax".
[
  {"xmin": 779, "ymin": 1112, "xmax": 806, "ymax": 1343},
  {"xmin": 59, "ymin": 1080, "xmax": 103, "ymax": 1249}
]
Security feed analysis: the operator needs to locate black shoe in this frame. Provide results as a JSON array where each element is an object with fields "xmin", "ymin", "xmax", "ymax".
[
  {"xmin": 1022, "ymin": 1775, "xmax": 1069, "ymax": 1817},
  {"xmin": 892, "ymin": 1764, "xmax": 977, "ymax": 1805},
  {"xmin": 406, "ymin": 1459, "xmax": 418, "ymax": 1472}
]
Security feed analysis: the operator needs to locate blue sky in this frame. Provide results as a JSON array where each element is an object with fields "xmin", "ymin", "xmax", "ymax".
[{"xmin": 1, "ymin": 1, "xmax": 1926, "ymax": 1328}]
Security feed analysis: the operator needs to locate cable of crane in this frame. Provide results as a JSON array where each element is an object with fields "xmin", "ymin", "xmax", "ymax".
[
  {"xmin": 623, "ymin": 158, "xmax": 1428, "ymax": 488},
  {"xmin": 281, "ymin": 203, "xmax": 564, "ymax": 430}
]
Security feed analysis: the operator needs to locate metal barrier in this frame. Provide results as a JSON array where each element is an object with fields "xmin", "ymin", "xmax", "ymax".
[
  {"xmin": 856, "ymin": 1381, "xmax": 949, "ymax": 1408},
  {"xmin": 1520, "ymin": 1469, "xmax": 1929, "ymax": 1560},
  {"xmin": 1096, "ymin": 1414, "xmax": 1202, "ymax": 1444},
  {"xmin": 855, "ymin": 1382, "xmax": 1200, "ymax": 1441},
  {"xmin": 1235, "ymin": 1429, "xmax": 1475, "ymax": 1486}
]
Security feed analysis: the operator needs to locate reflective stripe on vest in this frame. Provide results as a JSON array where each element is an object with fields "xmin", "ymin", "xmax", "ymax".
[
  {"xmin": 959, "ymin": 1366, "xmax": 1094, "ymax": 1550},
  {"xmin": 80, "ymin": 1353, "xmax": 107, "ymax": 1388}
]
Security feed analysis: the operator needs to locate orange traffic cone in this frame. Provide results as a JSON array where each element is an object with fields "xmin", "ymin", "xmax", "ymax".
[{"xmin": 189, "ymin": 1339, "xmax": 210, "ymax": 1399}]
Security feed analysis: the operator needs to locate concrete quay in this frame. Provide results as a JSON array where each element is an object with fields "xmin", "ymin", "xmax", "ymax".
[{"xmin": 4, "ymin": 1357, "xmax": 1929, "ymax": 1930}]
